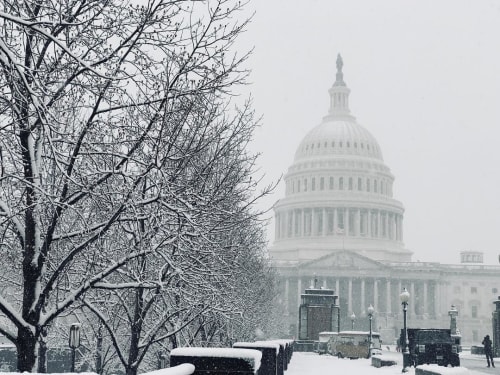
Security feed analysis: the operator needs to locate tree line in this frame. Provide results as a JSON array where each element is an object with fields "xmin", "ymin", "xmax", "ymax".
[{"xmin": 0, "ymin": 0, "xmax": 283, "ymax": 373}]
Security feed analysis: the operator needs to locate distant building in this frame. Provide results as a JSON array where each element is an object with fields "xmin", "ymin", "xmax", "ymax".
[{"xmin": 269, "ymin": 54, "xmax": 499, "ymax": 346}]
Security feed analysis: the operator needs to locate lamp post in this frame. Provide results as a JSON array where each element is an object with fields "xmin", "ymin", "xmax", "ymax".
[
  {"xmin": 350, "ymin": 312, "xmax": 356, "ymax": 330},
  {"xmin": 69, "ymin": 323, "xmax": 81, "ymax": 373},
  {"xmin": 367, "ymin": 304, "xmax": 375, "ymax": 358},
  {"xmin": 400, "ymin": 288, "xmax": 410, "ymax": 373}
]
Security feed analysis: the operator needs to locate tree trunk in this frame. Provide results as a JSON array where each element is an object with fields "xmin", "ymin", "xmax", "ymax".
[
  {"xmin": 37, "ymin": 328, "xmax": 48, "ymax": 373},
  {"xmin": 17, "ymin": 326, "xmax": 37, "ymax": 372}
]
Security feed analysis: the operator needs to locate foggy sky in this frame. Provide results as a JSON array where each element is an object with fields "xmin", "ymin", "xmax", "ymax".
[{"xmin": 238, "ymin": 0, "xmax": 500, "ymax": 264}]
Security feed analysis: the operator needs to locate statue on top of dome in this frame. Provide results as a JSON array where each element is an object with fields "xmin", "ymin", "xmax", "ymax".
[
  {"xmin": 334, "ymin": 53, "xmax": 345, "ymax": 86},
  {"xmin": 336, "ymin": 53, "xmax": 343, "ymax": 73}
]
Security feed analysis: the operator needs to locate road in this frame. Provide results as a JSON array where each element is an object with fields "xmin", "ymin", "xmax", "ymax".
[{"xmin": 285, "ymin": 349, "xmax": 492, "ymax": 375}]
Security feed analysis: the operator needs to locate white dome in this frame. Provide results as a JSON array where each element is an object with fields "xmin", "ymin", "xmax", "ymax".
[{"xmin": 294, "ymin": 118, "xmax": 383, "ymax": 162}]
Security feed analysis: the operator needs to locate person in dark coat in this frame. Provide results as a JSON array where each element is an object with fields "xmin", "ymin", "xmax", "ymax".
[{"xmin": 482, "ymin": 334, "xmax": 495, "ymax": 368}]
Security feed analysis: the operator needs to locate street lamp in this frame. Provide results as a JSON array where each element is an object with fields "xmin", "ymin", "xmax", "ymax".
[
  {"xmin": 367, "ymin": 304, "xmax": 375, "ymax": 358},
  {"xmin": 350, "ymin": 312, "xmax": 356, "ymax": 330},
  {"xmin": 69, "ymin": 323, "xmax": 81, "ymax": 373},
  {"xmin": 400, "ymin": 288, "xmax": 410, "ymax": 373}
]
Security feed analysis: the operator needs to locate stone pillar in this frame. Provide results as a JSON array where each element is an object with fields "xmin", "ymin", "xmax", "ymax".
[
  {"xmin": 355, "ymin": 208, "xmax": 361, "ymax": 237},
  {"xmin": 410, "ymin": 282, "xmax": 415, "ymax": 316},
  {"xmin": 336, "ymin": 279, "xmax": 340, "ymax": 296},
  {"xmin": 377, "ymin": 210, "xmax": 381, "ymax": 238},
  {"xmin": 386, "ymin": 279, "xmax": 392, "ymax": 314},
  {"xmin": 311, "ymin": 209, "xmax": 316, "ymax": 236},
  {"xmin": 385, "ymin": 212, "xmax": 389, "ymax": 239},
  {"xmin": 374, "ymin": 279, "xmax": 379, "ymax": 311},
  {"xmin": 423, "ymin": 281, "xmax": 428, "ymax": 316},
  {"xmin": 301, "ymin": 209, "xmax": 305, "ymax": 237},
  {"xmin": 435, "ymin": 281, "xmax": 441, "ymax": 318},
  {"xmin": 322, "ymin": 208, "xmax": 327, "ymax": 236},
  {"xmin": 361, "ymin": 279, "xmax": 365, "ymax": 313},
  {"xmin": 367, "ymin": 210, "xmax": 372, "ymax": 238},
  {"xmin": 345, "ymin": 208, "xmax": 350, "ymax": 236},
  {"xmin": 348, "ymin": 278, "xmax": 353, "ymax": 314},
  {"xmin": 333, "ymin": 208, "xmax": 338, "ymax": 234},
  {"xmin": 285, "ymin": 278, "xmax": 289, "ymax": 314},
  {"xmin": 292, "ymin": 210, "xmax": 296, "ymax": 237}
]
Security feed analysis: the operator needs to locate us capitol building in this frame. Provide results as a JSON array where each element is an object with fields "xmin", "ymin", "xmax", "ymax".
[{"xmin": 269, "ymin": 54, "xmax": 500, "ymax": 346}]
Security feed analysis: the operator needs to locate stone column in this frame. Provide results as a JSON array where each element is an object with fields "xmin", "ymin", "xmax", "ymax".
[
  {"xmin": 410, "ymin": 281, "xmax": 416, "ymax": 316},
  {"xmin": 385, "ymin": 212, "xmax": 389, "ymax": 239},
  {"xmin": 311, "ymin": 209, "xmax": 316, "ymax": 236},
  {"xmin": 423, "ymin": 281, "xmax": 428, "ymax": 317},
  {"xmin": 336, "ymin": 279, "xmax": 340, "ymax": 296},
  {"xmin": 386, "ymin": 279, "xmax": 392, "ymax": 314},
  {"xmin": 367, "ymin": 210, "xmax": 372, "ymax": 238},
  {"xmin": 348, "ymin": 278, "xmax": 353, "ymax": 313},
  {"xmin": 374, "ymin": 279, "xmax": 379, "ymax": 311},
  {"xmin": 301, "ymin": 209, "xmax": 305, "ymax": 237},
  {"xmin": 285, "ymin": 278, "xmax": 289, "ymax": 314},
  {"xmin": 322, "ymin": 208, "xmax": 327, "ymax": 236},
  {"xmin": 356, "ymin": 208, "xmax": 361, "ymax": 237},
  {"xmin": 345, "ymin": 208, "xmax": 350, "ymax": 236},
  {"xmin": 333, "ymin": 208, "xmax": 338, "ymax": 234},
  {"xmin": 377, "ymin": 210, "xmax": 381, "ymax": 238},
  {"xmin": 361, "ymin": 279, "xmax": 365, "ymax": 313},
  {"xmin": 291, "ymin": 210, "xmax": 296, "ymax": 237},
  {"xmin": 435, "ymin": 281, "xmax": 441, "ymax": 318}
]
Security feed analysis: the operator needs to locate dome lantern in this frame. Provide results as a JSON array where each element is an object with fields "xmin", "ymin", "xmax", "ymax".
[{"xmin": 327, "ymin": 53, "xmax": 354, "ymax": 121}]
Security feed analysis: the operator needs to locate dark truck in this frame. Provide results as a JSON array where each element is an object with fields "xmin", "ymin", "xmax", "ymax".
[{"xmin": 400, "ymin": 328, "xmax": 460, "ymax": 367}]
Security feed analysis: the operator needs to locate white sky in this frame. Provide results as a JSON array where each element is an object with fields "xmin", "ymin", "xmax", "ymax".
[{"xmin": 237, "ymin": 0, "xmax": 500, "ymax": 265}]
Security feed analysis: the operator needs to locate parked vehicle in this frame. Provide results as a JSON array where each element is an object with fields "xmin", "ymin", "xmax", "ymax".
[
  {"xmin": 401, "ymin": 328, "xmax": 460, "ymax": 367},
  {"xmin": 328, "ymin": 331, "xmax": 381, "ymax": 359}
]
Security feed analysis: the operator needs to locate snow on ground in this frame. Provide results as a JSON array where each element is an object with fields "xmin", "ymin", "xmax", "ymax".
[{"xmin": 286, "ymin": 350, "xmax": 486, "ymax": 375}]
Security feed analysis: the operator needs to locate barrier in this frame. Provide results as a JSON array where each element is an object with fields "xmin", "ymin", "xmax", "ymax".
[
  {"xmin": 371, "ymin": 356, "xmax": 396, "ymax": 368},
  {"xmin": 170, "ymin": 347, "xmax": 262, "ymax": 375},
  {"xmin": 233, "ymin": 342, "xmax": 280, "ymax": 375}
]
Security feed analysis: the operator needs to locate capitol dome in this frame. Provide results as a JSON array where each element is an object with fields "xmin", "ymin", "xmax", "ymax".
[
  {"xmin": 270, "ymin": 54, "xmax": 412, "ymax": 264},
  {"xmin": 294, "ymin": 119, "xmax": 383, "ymax": 162}
]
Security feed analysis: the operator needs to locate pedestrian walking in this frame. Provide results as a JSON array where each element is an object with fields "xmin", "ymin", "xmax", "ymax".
[{"xmin": 482, "ymin": 334, "xmax": 495, "ymax": 368}]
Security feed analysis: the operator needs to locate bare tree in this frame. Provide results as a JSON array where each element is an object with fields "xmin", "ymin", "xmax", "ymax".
[{"xmin": 0, "ymin": 0, "xmax": 270, "ymax": 371}]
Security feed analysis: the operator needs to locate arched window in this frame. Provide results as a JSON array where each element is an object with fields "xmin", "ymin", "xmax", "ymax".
[
  {"xmin": 374, "ymin": 180, "xmax": 378, "ymax": 193},
  {"xmin": 304, "ymin": 178, "xmax": 308, "ymax": 192},
  {"xmin": 339, "ymin": 177, "xmax": 344, "ymax": 190},
  {"xmin": 358, "ymin": 177, "xmax": 362, "ymax": 191},
  {"xmin": 320, "ymin": 177, "xmax": 325, "ymax": 190},
  {"xmin": 348, "ymin": 177, "xmax": 353, "ymax": 190},
  {"xmin": 297, "ymin": 180, "xmax": 301, "ymax": 192},
  {"xmin": 329, "ymin": 176, "xmax": 334, "ymax": 189},
  {"xmin": 312, "ymin": 177, "xmax": 316, "ymax": 191}
]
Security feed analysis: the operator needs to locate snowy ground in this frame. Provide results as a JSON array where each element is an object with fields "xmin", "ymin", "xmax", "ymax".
[{"xmin": 285, "ymin": 350, "xmax": 487, "ymax": 375}]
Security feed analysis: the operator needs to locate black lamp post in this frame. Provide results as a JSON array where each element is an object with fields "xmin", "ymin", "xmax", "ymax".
[
  {"xmin": 367, "ymin": 304, "xmax": 375, "ymax": 358},
  {"xmin": 69, "ymin": 323, "xmax": 81, "ymax": 373},
  {"xmin": 350, "ymin": 312, "xmax": 356, "ymax": 330},
  {"xmin": 400, "ymin": 288, "xmax": 410, "ymax": 373}
]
